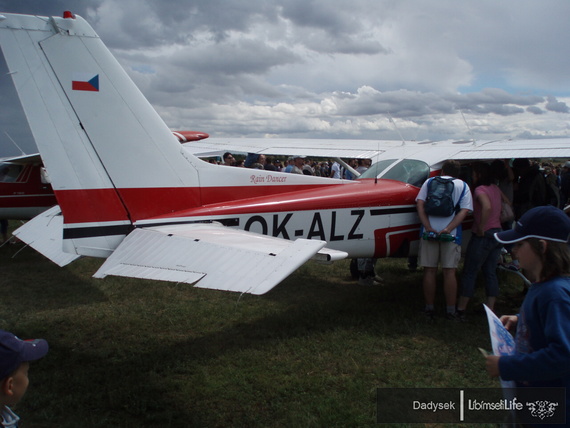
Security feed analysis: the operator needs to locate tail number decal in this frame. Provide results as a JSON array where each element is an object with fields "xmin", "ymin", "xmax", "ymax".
[{"xmin": 243, "ymin": 209, "xmax": 367, "ymax": 242}]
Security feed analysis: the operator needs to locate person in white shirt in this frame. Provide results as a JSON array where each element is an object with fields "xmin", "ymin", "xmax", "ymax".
[{"xmin": 415, "ymin": 160, "xmax": 473, "ymax": 320}]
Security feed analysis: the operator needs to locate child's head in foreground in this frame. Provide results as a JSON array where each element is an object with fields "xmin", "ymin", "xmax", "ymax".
[
  {"xmin": 0, "ymin": 330, "xmax": 48, "ymax": 408},
  {"xmin": 495, "ymin": 205, "xmax": 570, "ymax": 282}
]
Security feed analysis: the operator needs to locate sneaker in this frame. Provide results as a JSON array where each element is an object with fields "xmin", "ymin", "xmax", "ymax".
[
  {"xmin": 358, "ymin": 274, "xmax": 382, "ymax": 286},
  {"xmin": 424, "ymin": 309, "xmax": 436, "ymax": 320},
  {"xmin": 445, "ymin": 311, "xmax": 464, "ymax": 321},
  {"xmin": 374, "ymin": 275, "xmax": 384, "ymax": 284}
]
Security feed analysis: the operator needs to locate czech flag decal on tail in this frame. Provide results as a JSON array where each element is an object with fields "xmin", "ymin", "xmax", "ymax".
[{"xmin": 72, "ymin": 73, "xmax": 99, "ymax": 92}]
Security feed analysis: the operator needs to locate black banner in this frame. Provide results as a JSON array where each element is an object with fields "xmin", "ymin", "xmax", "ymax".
[{"xmin": 377, "ymin": 387, "xmax": 566, "ymax": 424}]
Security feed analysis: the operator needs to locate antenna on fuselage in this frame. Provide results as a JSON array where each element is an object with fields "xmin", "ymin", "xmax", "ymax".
[
  {"xmin": 387, "ymin": 112, "xmax": 406, "ymax": 146},
  {"xmin": 459, "ymin": 109, "xmax": 476, "ymax": 146},
  {"xmin": 380, "ymin": 112, "xmax": 408, "ymax": 184},
  {"xmin": 3, "ymin": 131, "xmax": 26, "ymax": 155}
]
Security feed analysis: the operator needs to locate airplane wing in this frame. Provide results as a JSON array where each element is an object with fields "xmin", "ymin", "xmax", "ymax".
[
  {"xmin": 446, "ymin": 138, "xmax": 570, "ymax": 161},
  {"xmin": 1, "ymin": 130, "xmax": 203, "ymax": 164},
  {"xmin": 182, "ymin": 137, "xmax": 407, "ymax": 159},
  {"xmin": 12, "ymin": 205, "xmax": 80, "ymax": 266},
  {"xmin": 370, "ymin": 138, "xmax": 570, "ymax": 169},
  {"xmin": 1, "ymin": 153, "xmax": 42, "ymax": 164},
  {"xmin": 184, "ymin": 137, "xmax": 570, "ymax": 168},
  {"xmin": 94, "ymin": 223, "xmax": 347, "ymax": 295}
]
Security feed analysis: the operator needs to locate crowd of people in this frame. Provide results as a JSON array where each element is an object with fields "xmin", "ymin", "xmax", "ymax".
[
  {"xmin": 217, "ymin": 152, "xmax": 371, "ymax": 179},
  {"xmin": 414, "ymin": 158, "xmax": 570, "ymax": 423},
  {"xmin": 416, "ymin": 158, "xmax": 570, "ymax": 321},
  {"xmin": 219, "ymin": 152, "xmax": 570, "ymax": 207}
]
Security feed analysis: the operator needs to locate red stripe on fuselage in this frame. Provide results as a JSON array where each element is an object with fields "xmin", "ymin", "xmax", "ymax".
[
  {"xmin": 199, "ymin": 183, "xmax": 327, "ymax": 206},
  {"xmin": 373, "ymin": 224, "xmax": 421, "ymax": 258},
  {"xmin": 55, "ymin": 183, "xmax": 331, "ymax": 223},
  {"xmin": 150, "ymin": 179, "xmax": 419, "ymax": 220},
  {"xmin": 55, "ymin": 189, "xmax": 130, "ymax": 223},
  {"xmin": 53, "ymin": 179, "xmax": 419, "ymax": 224}
]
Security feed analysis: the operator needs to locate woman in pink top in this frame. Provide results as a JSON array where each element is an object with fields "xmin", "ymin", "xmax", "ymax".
[{"xmin": 457, "ymin": 162, "xmax": 503, "ymax": 319}]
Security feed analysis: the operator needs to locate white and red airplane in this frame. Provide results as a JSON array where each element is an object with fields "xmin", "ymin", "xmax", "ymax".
[
  {"xmin": 2, "ymin": 11, "xmax": 570, "ymax": 295},
  {"xmin": 0, "ymin": 131, "xmax": 209, "ymax": 221},
  {"xmin": 0, "ymin": 153, "xmax": 56, "ymax": 220}
]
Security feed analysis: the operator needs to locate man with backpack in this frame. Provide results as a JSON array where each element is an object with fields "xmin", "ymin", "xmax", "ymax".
[{"xmin": 416, "ymin": 160, "xmax": 473, "ymax": 320}]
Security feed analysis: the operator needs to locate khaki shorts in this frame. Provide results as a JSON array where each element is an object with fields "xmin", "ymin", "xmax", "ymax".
[{"xmin": 419, "ymin": 239, "xmax": 461, "ymax": 269}]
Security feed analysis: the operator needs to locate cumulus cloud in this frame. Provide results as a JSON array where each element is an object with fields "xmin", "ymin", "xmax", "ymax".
[
  {"xmin": 545, "ymin": 96, "xmax": 570, "ymax": 114},
  {"xmin": 526, "ymin": 106, "xmax": 545, "ymax": 115},
  {"xmin": 1, "ymin": 0, "xmax": 570, "ymax": 156}
]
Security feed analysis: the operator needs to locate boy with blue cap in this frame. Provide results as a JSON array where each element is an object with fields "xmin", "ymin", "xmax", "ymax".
[{"xmin": 0, "ymin": 330, "xmax": 48, "ymax": 427}]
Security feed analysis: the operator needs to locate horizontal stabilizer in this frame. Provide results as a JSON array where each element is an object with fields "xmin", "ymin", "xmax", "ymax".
[
  {"xmin": 12, "ymin": 206, "xmax": 80, "ymax": 267},
  {"xmin": 94, "ymin": 223, "xmax": 329, "ymax": 295}
]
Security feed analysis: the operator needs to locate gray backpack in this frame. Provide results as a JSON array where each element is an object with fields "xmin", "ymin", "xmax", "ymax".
[{"xmin": 424, "ymin": 177, "xmax": 464, "ymax": 216}]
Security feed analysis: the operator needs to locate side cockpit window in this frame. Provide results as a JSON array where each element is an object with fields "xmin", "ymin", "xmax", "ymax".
[
  {"xmin": 0, "ymin": 163, "xmax": 22, "ymax": 183},
  {"xmin": 381, "ymin": 159, "xmax": 430, "ymax": 187}
]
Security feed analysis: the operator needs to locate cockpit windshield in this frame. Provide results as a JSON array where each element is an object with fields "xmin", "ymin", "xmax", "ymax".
[
  {"xmin": 359, "ymin": 159, "xmax": 398, "ymax": 179},
  {"xmin": 359, "ymin": 159, "xmax": 429, "ymax": 188}
]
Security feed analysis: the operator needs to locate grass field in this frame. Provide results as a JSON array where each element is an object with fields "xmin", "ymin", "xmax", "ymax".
[{"xmin": 0, "ymin": 227, "xmax": 527, "ymax": 427}]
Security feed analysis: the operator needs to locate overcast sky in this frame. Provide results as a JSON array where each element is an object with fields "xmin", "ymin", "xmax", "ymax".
[{"xmin": 1, "ymin": 0, "xmax": 570, "ymax": 156}]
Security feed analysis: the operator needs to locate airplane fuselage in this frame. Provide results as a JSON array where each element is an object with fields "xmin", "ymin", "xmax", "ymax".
[
  {"xmin": 102, "ymin": 178, "xmax": 422, "ymax": 259},
  {"xmin": 0, "ymin": 162, "xmax": 56, "ymax": 219},
  {"xmin": 0, "ymin": 11, "xmax": 482, "ymax": 293}
]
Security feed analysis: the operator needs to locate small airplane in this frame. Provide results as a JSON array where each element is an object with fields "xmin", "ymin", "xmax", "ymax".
[
  {"xmin": 0, "ymin": 131, "xmax": 209, "ymax": 221},
  {"xmin": 2, "ymin": 11, "xmax": 570, "ymax": 295},
  {"xmin": 0, "ymin": 153, "xmax": 56, "ymax": 220}
]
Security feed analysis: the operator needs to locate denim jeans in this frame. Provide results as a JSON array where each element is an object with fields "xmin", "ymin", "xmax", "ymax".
[
  {"xmin": 357, "ymin": 258, "xmax": 376, "ymax": 276},
  {"xmin": 460, "ymin": 228, "xmax": 503, "ymax": 297}
]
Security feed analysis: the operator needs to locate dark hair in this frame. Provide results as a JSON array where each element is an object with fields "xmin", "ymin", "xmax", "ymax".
[
  {"xmin": 527, "ymin": 238, "xmax": 570, "ymax": 282},
  {"xmin": 490, "ymin": 159, "xmax": 507, "ymax": 181},
  {"xmin": 441, "ymin": 160, "xmax": 461, "ymax": 178},
  {"xmin": 512, "ymin": 158, "xmax": 530, "ymax": 171},
  {"xmin": 471, "ymin": 162, "xmax": 493, "ymax": 186}
]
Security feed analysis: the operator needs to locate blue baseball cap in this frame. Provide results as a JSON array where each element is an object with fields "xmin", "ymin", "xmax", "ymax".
[
  {"xmin": 0, "ymin": 330, "xmax": 48, "ymax": 379},
  {"xmin": 495, "ymin": 206, "xmax": 570, "ymax": 244}
]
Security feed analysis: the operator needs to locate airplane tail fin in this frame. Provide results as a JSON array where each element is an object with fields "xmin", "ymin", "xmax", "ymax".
[
  {"xmin": 0, "ymin": 12, "xmax": 349, "ymax": 294},
  {"xmin": 0, "ymin": 12, "xmax": 202, "ymax": 256}
]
